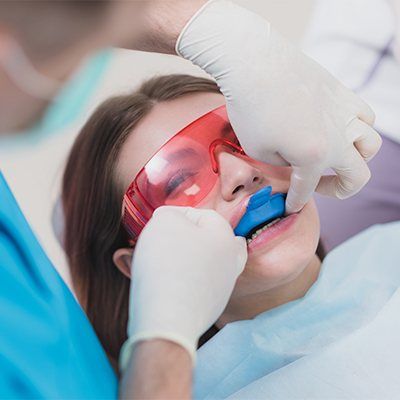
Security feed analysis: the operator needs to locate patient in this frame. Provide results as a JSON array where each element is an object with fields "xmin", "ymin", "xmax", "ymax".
[
  {"xmin": 62, "ymin": 75, "xmax": 400, "ymax": 398},
  {"xmin": 62, "ymin": 74, "xmax": 322, "ymax": 364}
]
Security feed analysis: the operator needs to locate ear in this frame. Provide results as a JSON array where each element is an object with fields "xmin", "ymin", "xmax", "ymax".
[{"xmin": 113, "ymin": 248, "xmax": 134, "ymax": 279}]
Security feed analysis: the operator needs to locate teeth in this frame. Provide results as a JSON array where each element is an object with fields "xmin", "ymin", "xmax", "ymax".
[{"xmin": 246, "ymin": 218, "xmax": 282, "ymax": 245}]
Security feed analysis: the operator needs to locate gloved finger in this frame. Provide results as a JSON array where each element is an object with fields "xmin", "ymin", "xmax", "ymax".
[
  {"xmin": 352, "ymin": 95, "xmax": 376, "ymax": 126},
  {"xmin": 286, "ymin": 166, "xmax": 322, "ymax": 214},
  {"xmin": 196, "ymin": 209, "xmax": 233, "ymax": 232},
  {"xmin": 179, "ymin": 206, "xmax": 231, "ymax": 232},
  {"xmin": 316, "ymin": 149, "xmax": 371, "ymax": 199},
  {"xmin": 260, "ymin": 151, "xmax": 290, "ymax": 167},
  {"xmin": 348, "ymin": 119, "xmax": 382, "ymax": 162},
  {"xmin": 151, "ymin": 206, "xmax": 205, "ymax": 231},
  {"xmin": 152, "ymin": 205, "xmax": 192, "ymax": 221},
  {"xmin": 234, "ymin": 236, "xmax": 248, "ymax": 274},
  {"xmin": 174, "ymin": 206, "xmax": 206, "ymax": 225}
]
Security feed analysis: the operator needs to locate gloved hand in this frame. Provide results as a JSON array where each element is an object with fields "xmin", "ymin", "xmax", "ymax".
[
  {"xmin": 177, "ymin": 0, "xmax": 382, "ymax": 213},
  {"xmin": 120, "ymin": 206, "xmax": 247, "ymax": 369}
]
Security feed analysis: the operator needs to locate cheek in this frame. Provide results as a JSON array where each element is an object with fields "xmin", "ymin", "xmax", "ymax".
[
  {"xmin": 196, "ymin": 181, "xmax": 229, "ymax": 215},
  {"xmin": 234, "ymin": 200, "xmax": 320, "ymax": 295}
]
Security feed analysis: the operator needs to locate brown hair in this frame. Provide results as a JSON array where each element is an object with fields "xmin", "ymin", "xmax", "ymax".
[{"xmin": 62, "ymin": 74, "xmax": 221, "ymax": 367}]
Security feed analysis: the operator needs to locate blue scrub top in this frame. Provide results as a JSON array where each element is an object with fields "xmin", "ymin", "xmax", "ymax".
[{"xmin": 0, "ymin": 172, "xmax": 117, "ymax": 398}]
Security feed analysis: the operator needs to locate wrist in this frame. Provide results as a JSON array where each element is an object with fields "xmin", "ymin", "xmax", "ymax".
[
  {"xmin": 120, "ymin": 339, "xmax": 192, "ymax": 400},
  {"xmin": 130, "ymin": 0, "xmax": 208, "ymax": 54},
  {"xmin": 120, "ymin": 332, "xmax": 197, "ymax": 372},
  {"xmin": 175, "ymin": 0, "xmax": 273, "ymax": 96}
]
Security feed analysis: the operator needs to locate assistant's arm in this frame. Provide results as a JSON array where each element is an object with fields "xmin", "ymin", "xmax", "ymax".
[
  {"xmin": 118, "ymin": 207, "xmax": 247, "ymax": 400},
  {"xmin": 120, "ymin": 340, "xmax": 192, "ymax": 400}
]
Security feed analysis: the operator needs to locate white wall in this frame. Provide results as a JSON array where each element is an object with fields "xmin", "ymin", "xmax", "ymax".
[{"xmin": 0, "ymin": 1, "xmax": 315, "ymax": 286}]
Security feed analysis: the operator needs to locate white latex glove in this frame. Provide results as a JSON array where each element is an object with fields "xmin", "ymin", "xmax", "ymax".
[
  {"xmin": 177, "ymin": 0, "xmax": 382, "ymax": 213},
  {"xmin": 120, "ymin": 206, "xmax": 247, "ymax": 369}
]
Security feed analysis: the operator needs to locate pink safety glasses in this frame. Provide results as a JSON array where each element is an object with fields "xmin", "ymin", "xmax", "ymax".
[{"xmin": 122, "ymin": 105, "xmax": 247, "ymax": 243}]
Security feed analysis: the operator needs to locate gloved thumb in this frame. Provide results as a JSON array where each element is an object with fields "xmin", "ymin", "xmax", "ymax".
[
  {"xmin": 234, "ymin": 236, "xmax": 248, "ymax": 274},
  {"xmin": 182, "ymin": 207, "xmax": 232, "ymax": 231},
  {"xmin": 152, "ymin": 206, "xmax": 202, "ymax": 227}
]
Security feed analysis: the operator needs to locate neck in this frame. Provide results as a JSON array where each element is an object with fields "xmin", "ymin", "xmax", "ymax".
[{"xmin": 217, "ymin": 255, "xmax": 321, "ymax": 328}]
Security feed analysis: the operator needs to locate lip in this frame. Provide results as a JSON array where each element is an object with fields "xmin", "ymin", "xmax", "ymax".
[{"xmin": 247, "ymin": 212, "xmax": 299, "ymax": 254}]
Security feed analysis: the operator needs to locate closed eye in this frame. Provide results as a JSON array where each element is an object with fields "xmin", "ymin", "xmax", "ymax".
[{"xmin": 165, "ymin": 170, "xmax": 199, "ymax": 196}]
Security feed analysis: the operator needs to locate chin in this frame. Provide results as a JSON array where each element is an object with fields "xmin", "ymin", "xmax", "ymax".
[
  {"xmin": 234, "ymin": 202, "xmax": 320, "ymax": 296},
  {"xmin": 252, "ymin": 243, "xmax": 315, "ymax": 284}
]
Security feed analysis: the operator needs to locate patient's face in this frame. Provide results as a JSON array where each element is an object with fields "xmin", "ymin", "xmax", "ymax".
[{"xmin": 116, "ymin": 92, "xmax": 320, "ymax": 300}]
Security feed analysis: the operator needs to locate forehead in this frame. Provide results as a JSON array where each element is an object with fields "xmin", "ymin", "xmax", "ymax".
[{"xmin": 117, "ymin": 92, "xmax": 225, "ymax": 190}]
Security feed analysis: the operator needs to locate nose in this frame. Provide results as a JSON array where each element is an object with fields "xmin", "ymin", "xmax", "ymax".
[{"xmin": 217, "ymin": 151, "xmax": 263, "ymax": 201}]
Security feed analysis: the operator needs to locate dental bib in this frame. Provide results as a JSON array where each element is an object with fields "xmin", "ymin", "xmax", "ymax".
[
  {"xmin": 194, "ymin": 222, "xmax": 400, "ymax": 399},
  {"xmin": 234, "ymin": 186, "xmax": 286, "ymax": 237}
]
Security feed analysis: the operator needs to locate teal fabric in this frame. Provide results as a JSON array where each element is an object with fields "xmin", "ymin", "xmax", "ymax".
[
  {"xmin": 0, "ymin": 172, "xmax": 117, "ymax": 398},
  {"xmin": 195, "ymin": 222, "xmax": 400, "ymax": 399},
  {"xmin": 0, "ymin": 49, "xmax": 112, "ymax": 150}
]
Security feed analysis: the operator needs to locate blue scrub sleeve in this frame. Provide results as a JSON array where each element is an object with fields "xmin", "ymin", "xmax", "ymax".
[{"xmin": 0, "ymin": 172, "xmax": 117, "ymax": 399}]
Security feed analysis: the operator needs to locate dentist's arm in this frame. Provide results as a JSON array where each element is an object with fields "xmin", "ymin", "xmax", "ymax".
[
  {"xmin": 175, "ymin": 1, "xmax": 382, "ymax": 213},
  {"xmin": 119, "ymin": 207, "xmax": 247, "ymax": 399},
  {"xmin": 112, "ymin": 1, "xmax": 207, "ymax": 54},
  {"xmin": 120, "ymin": 340, "xmax": 191, "ymax": 400},
  {"xmin": 123, "ymin": 0, "xmax": 381, "ymax": 213}
]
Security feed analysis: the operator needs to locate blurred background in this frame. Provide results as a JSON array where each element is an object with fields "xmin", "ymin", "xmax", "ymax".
[{"xmin": 1, "ymin": 0, "xmax": 315, "ymax": 285}]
